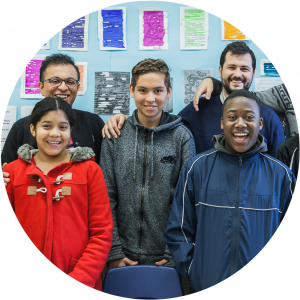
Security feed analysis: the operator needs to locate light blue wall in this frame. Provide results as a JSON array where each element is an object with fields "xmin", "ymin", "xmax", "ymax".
[{"xmin": 7, "ymin": 1, "xmax": 268, "ymax": 122}]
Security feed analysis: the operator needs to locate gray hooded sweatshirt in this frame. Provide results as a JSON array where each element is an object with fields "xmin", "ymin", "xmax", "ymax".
[{"xmin": 100, "ymin": 110, "xmax": 196, "ymax": 266}]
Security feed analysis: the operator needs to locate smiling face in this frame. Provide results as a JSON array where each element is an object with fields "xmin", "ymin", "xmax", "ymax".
[
  {"xmin": 219, "ymin": 52, "xmax": 255, "ymax": 97},
  {"xmin": 221, "ymin": 97, "xmax": 263, "ymax": 154},
  {"xmin": 30, "ymin": 110, "xmax": 71, "ymax": 159},
  {"xmin": 129, "ymin": 72, "xmax": 172, "ymax": 128},
  {"xmin": 38, "ymin": 64, "xmax": 80, "ymax": 107}
]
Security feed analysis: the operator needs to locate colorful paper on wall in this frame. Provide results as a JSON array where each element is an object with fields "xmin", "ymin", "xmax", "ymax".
[
  {"xmin": 180, "ymin": 7, "xmax": 209, "ymax": 50},
  {"xmin": 98, "ymin": 7, "xmax": 127, "ymax": 50},
  {"xmin": 58, "ymin": 15, "xmax": 89, "ymax": 51},
  {"xmin": 94, "ymin": 72, "xmax": 130, "ymax": 115},
  {"xmin": 183, "ymin": 69, "xmax": 213, "ymax": 107},
  {"xmin": 1, "ymin": 106, "xmax": 17, "ymax": 153},
  {"xmin": 221, "ymin": 20, "xmax": 249, "ymax": 40},
  {"xmin": 255, "ymin": 77, "xmax": 283, "ymax": 92},
  {"xmin": 260, "ymin": 59, "xmax": 279, "ymax": 76},
  {"xmin": 139, "ymin": 7, "xmax": 168, "ymax": 50},
  {"xmin": 75, "ymin": 62, "xmax": 87, "ymax": 95},
  {"xmin": 20, "ymin": 55, "xmax": 46, "ymax": 99},
  {"xmin": 41, "ymin": 41, "xmax": 50, "ymax": 49}
]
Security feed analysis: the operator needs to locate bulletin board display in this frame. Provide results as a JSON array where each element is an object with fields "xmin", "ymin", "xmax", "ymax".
[{"xmin": 7, "ymin": 1, "xmax": 271, "ymax": 122}]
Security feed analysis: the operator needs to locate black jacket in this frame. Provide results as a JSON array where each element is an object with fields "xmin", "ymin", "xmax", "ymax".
[
  {"xmin": 1, "ymin": 109, "xmax": 104, "ymax": 165},
  {"xmin": 276, "ymin": 134, "xmax": 299, "ymax": 178}
]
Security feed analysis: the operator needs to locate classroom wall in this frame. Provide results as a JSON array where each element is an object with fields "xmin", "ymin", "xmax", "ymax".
[{"xmin": 7, "ymin": 1, "xmax": 269, "ymax": 122}]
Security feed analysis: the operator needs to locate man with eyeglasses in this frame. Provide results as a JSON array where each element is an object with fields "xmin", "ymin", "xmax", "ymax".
[{"xmin": 2, "ymin": 54, "xmax": 105, "ymax": 183}]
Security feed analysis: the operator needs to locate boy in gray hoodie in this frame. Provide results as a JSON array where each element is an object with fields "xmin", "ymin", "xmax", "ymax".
[{"xmin": 100, "ymin": 59, "xmax": 196, "ymax": 269}]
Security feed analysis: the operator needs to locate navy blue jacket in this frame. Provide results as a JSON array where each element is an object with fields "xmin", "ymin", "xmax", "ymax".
[
  {"xmin": 164, "ymin": 135, "xmax": 295, "ymax": 293},
  {"xmin": 178, "ymin": 95, "xmax": 285, "ymax": 157}
]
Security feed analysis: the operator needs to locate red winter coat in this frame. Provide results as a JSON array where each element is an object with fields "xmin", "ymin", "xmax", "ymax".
[{"xmin": 5, "ymin": 145, "xmax": 113, "ymax": 290}]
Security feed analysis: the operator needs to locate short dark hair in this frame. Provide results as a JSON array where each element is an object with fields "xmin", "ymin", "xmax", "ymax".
[
  {"xmin": 30, "ymin": 97, "xmax": 76, "ymax": 148},
  {"xmin": 222, "ymin": 89, "xmax": 262, "ymax": 117},
  {"xmin": 220, "ymin": 42, "xmax": 256, "ymax": 71},
  {"xmin": 131, "ymin": 58, "xmax": 171, "ymax": 90},
  {"xmin": 39, "ymin": 53, "xmax": 80, "ymax": 82}
]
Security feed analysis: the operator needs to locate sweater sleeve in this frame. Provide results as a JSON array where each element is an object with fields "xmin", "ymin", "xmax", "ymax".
[
  {"xmin": 1, "ymin": 119, "xmax": 27, "ymax": 165},
  {"xmin": 281, "ymin": 171, "xmax": 296, "ymax": 220},
  {"xmin": 254, "ymin": 84, "xmax": 297, "ymax": 137},
  {"xmin": 162, "ymin": 130, "xmax": 196, "ymax": 267},
  {"xmin": 100, "ymin": 137, "xmax": 126, "ymax": 262},
  {"xmin": 68, "ymin": 162, "xmax": 113, "ymax": 288},
  {"xmin": 164, "ymin": 163, "xmax": 197, "ymax": 279}
]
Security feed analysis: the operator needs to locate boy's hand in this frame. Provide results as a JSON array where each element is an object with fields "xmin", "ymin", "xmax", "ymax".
[
  {"xmin": 102, "ymin": 114, "xmax": 128, "ymax": 139},
  {"xmin": 155, "ymin": 259, "xmax": 168, "ymax": 266},
  {"xmin": 2, "ymin": 163, "xmax": 10, "ymax": 187},
  {"xmin": 193, "ymin": 78, "xmax": 214, "ymax": 111},
  {"xmin": 109, "ymin": 257, "xmax": 138, "ymax": 269}
]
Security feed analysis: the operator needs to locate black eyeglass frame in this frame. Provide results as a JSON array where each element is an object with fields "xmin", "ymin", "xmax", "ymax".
[{"xmin": 41, "ymin": 77, "xmax": 79, "ymax": 87}]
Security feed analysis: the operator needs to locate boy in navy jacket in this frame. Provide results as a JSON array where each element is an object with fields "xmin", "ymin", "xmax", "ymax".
[{"xmin": 164, "ymin": 89, "xmax": 295, "ymax": 293}]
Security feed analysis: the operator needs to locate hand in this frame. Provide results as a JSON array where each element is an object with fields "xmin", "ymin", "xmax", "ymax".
[
  {"xmin": 155, "ymin": 259, "xmax": 168, "ymax": 266},
  {"xmin": 109, "ymin": 257, "xmax": 138, "ymax": 269},
  {"xmin": 102, "ymin": 114, "xmax": 128, "ymax": 139},
  {"xmin": 2, "ymin": 163, "xmax": 10, "ymax": 187},
  {"xmin": 193, "ymin": 78, "xmax": 214, "ymax": 111}
]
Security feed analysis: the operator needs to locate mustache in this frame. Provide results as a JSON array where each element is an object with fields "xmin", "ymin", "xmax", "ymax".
[{"xmin": 229, "ymin": 76, "xmax": 246, "ymax": 82}]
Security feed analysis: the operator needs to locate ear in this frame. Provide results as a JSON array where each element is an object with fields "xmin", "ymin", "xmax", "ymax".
[
  {"xmin": 167, "ymin": 86, "xmax": 172, "ymax": 99},
  {"xmin": 221, "ymin": 117, "xmax": 224, "ymax": 129},
  {"xmin": 259, "ymin": 117, "xmax": 263, "ymax": 130},
  {"xmin": 129, "ymin": 84, "xmax": 135, "ymax": 98},
  {"xmin": 30, "ymin": 124, "xmax": 36, "ymax": 137},
  {"xmin": 38, "ymin": 82, "xmax": 45, "ymax": 96},
  {"xmin": 76, "ymin": 81, "xmax": 81, "ymax": 91},
  {"xmin": 219, "ymin": 65, "xmax": 222, "ymax": 79}
]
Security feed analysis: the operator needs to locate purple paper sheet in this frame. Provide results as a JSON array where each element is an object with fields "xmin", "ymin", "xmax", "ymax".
[
  {"xmin": 25, "ymin": 60, "xmax": 43, "ymax": 94},
  {"xmin": 143, "ymin": 11, "xmax": 165, "ymax": 47},
  {"xmin": 62, "ymin": 16, "xmax": 85, "ymax": 48}
]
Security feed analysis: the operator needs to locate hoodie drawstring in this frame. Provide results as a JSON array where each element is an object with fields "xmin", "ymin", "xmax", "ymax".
[
  {"xmin": 151, "ymin": 131, "xmax": 154, "ymax": 180},
  {"xmin": 133, "ymin": 127, "xmax": 138, "ymax": 180}
]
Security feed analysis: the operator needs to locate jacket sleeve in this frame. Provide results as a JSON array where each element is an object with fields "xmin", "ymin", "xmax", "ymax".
[
  {"xmin": 162, "ymin": 130, "xmax": 196, "ymax": 267},
  {"xmin": 68, "ymin": 162, "xmax": 113, "ymax": 288},
  {"xmin": 281, "ymin": 171, "xmax": 296, "ymax": 220},
  {"xmin": 254, "ymin": 84, "xmax": 298, "ymax": 137},
  {"xmin": 4, "ymin": 162, "xmax": 15, "ymax": 210},
  {"xmin": 100, "ymin": 137, "xmax": 126, "ymax": 262},
  {"xmin": 164, "ymin": 163, "xmax": 197, "ymax": 279}
]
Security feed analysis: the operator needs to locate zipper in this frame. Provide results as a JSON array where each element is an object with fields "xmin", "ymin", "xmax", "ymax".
[
  {"xmin": 137, "ymin": 132, "xmax": 148, "ymax": 262},
  {"xmin": 230, "ymin": 155, "xmax": 242, "ymax": 275}
]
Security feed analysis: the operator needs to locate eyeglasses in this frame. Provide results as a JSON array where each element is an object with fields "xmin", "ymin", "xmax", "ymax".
[{"xmin": 41, "ymin": 77, "xmax": 79, "ymax": 87}]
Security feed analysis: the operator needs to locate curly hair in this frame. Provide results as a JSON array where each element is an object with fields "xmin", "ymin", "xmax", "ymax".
[
  {"xmin": 39, "ymin": 53, "xmax": 80, "ymax": 82},
  {"xmin": 131, "ymin": 58, "xmax": 171, "ymax": 90}
]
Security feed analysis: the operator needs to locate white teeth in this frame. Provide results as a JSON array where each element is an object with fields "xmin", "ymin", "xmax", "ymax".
[
  {"xmin": 56, "ymin": 95, "xmax": 68, "ymax": 98},
  {"xmin": 234, "ymin": 133, "xmax": 248, "ymax": 136},
  {"xmin": 47, "ymin": 141, "xmax": 60, "ymax": 144}
]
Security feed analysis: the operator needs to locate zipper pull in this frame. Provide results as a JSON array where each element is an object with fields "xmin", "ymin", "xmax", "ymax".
[{"xmin": 239, "ymin": 155, "xmax": 242, "ymax": 167}]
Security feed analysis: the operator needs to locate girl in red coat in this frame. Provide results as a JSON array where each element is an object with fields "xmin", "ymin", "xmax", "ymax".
[{"xmin": 5, "ymin": 97, "xmax": 113, "ymax": 290}]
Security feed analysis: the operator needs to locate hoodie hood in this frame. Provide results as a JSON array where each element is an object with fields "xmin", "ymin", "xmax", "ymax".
[
  {"xmin": 213, "ymin": 133, "xmax": 268, "ymax": 154},
  {"xmin": 17, "ymin": 144, "xmax": 95, "ymax": 163},
  {"xmin": 128, "ymin": 110, "xmax": 183, "ymax": 180}
]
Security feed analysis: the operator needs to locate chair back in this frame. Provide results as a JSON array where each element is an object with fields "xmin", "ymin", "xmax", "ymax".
[{"xmin": 103, "ymin": 265, "xmax": 183, "ymax": 299}]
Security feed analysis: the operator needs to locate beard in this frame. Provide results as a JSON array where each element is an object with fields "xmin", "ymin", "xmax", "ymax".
[{"xmin": 222, "ymin": 75, "xmax": 252, "ymax": 95}]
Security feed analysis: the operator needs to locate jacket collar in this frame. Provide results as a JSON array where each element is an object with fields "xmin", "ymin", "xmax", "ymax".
[
  {"xmin": 17, "ymin": 144, "xmax": 95, "ymax": 163},
  {"xmin": 213, "ymin": 133, "xmax": 268, "ymax": 155}
]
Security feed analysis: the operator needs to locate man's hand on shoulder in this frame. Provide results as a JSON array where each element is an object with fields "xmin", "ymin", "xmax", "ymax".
[
  {"xmin": 2, "ymin": 163, "xmax": 10, "ymax": 187},
  {"xmin": 102, "ymin": 114, "xmax": 128, "ymax": 139},
  {"xmin": 193, "ymin": 78, "xmax": 214, "ymax": 111}
]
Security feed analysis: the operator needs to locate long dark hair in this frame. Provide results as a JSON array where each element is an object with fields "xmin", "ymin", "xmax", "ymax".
[{"xmin": 30, "ymin": 97, "xmax": 76, "ymax": 148}]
